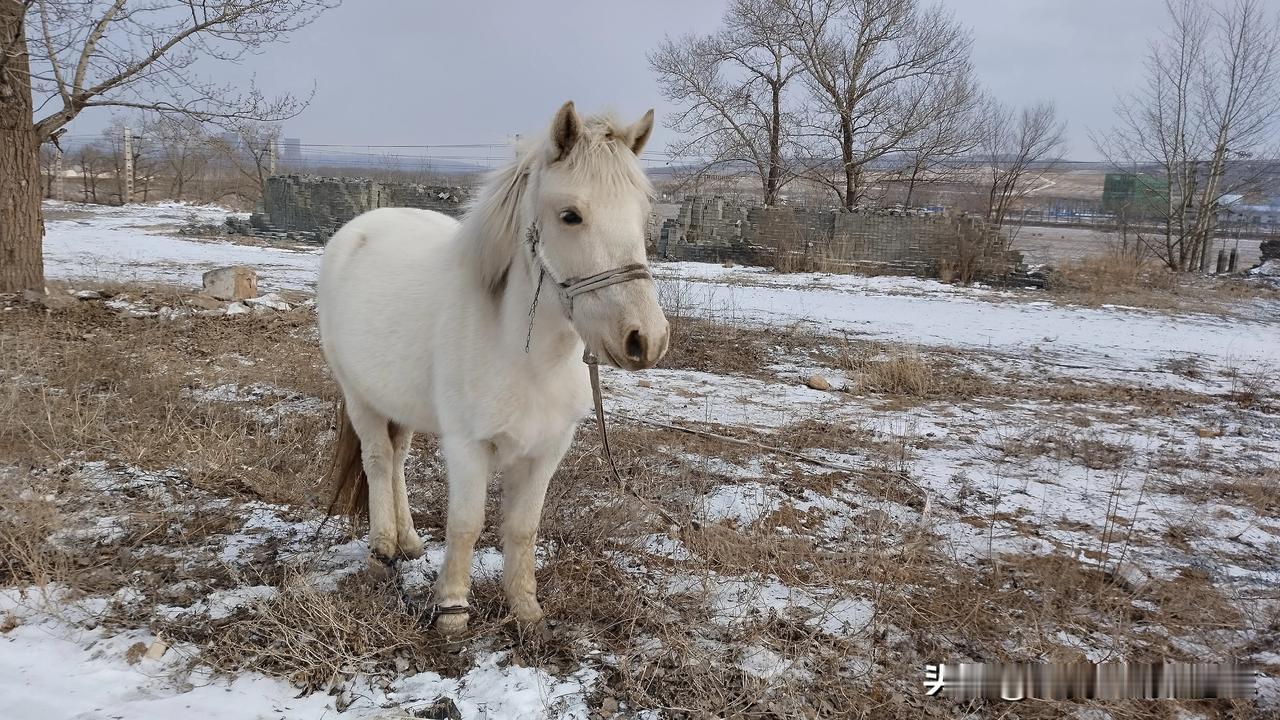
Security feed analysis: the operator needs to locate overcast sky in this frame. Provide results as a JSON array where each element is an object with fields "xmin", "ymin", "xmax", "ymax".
[{"xmin": 66, "ymin": 0, "xmax": 1174, "ymax": 160}]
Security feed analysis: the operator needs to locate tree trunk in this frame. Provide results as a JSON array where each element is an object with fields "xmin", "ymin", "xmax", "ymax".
[
  {"xmin": 840, "ymin": 116, "xmax": 855, "ymax": 210},
  {"xmin": 765, "ymin": 79, "xmax": 782, "ymax": 206},
  {"xmin": 905, "ymin": 158, "xmax": 923, "ymax": 207},
  {"xmin": 0, "ymin": 4, "xmax": 44, "ymax": 294}
]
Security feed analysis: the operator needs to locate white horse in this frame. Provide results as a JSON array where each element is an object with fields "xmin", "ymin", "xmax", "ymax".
[{"xmin": 317, "ymin": 102, "xmax": 669, "ymax": 634}]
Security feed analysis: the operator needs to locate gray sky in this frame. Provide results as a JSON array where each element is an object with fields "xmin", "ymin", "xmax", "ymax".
[{"xmin": 67, "ymin": 0, "xmax": 1174, "ymax": 160}]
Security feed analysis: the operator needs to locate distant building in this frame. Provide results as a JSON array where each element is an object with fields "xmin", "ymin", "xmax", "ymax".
[
  {"xmin": 1220, "ymin": 201, "xmax": 1280, "ymax": 228},
  {"xmin": 282, "ymin": 138, "xmax": 302, "ymax": 165},
  {"xmin": 1102, "ymin": 173, "xmax": 1168, "ymax": 217}
]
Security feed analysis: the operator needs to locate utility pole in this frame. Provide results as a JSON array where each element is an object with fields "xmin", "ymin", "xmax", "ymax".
[{"xmin": 122, "ymin": 127, "xmax": 133, "ymax": 204}]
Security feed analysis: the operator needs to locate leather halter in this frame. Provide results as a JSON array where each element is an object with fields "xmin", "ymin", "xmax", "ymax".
[{"xmin": 523, "ymin": 220, "xmax": 652, "ymax": 351}]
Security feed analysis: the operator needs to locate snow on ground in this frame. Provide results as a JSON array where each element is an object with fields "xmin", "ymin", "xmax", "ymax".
[
  {"xmin": 0, "ymin": 592, "xmax": 597, "ymax": 720},
  {"xmin": 15, "ymin": 201, "xmax": 1280, "ymax": 715},
  {"xmin": 653, "ymin": 262, "xmax": 1280, "ymax": 376},
  {"xmin": 43, "ymin": 201, "xmax": 320, "ymax": 292},
  {"xmin": 41, "ymin": 201, "xmax": 1280, "ymax": 379}
]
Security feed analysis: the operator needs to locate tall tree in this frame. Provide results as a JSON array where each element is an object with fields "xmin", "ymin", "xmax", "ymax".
[
  {"xmin": 0, "ymin": 0, "xmax": 335, "ymax": 294},
  {"xmin": 894, "ymin": 72, "xmax": 983, "ymax": 207},
  {"xmin": 2, "ymin": 2, "xmax": 43, "ymax": 293},
  {"xmin": 1096, "ymin": 0, "xmax": 1280, "ymax": 271},
  {"xmin": 776, "ymin": 0, "xmax": 973, "ymax": 209},
  {"xmin": 649, "ymin": 0, "xmax": 803, "ymax": 206},
  {"xmin": 213, "ymin": 119, "xmax": 279, "ymax": 200},
  {"xmin": 145, "ymin": 114, "xmax": 211, "ymax": 201},
  {"xmin": 979, "ymin": 99, "xmax": 1066, "ymax": 228}
]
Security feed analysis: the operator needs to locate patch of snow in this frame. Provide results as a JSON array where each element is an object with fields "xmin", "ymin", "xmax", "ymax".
[
  {"xmin": 737, "ymin": 645, "xmax": 809, "ymax": 682},
  {"xmin": 697, "ymin": 481, "xmax": 784, "ymax": 527},
  {"xmin": 43, "ymin": 201, "xmax": 319, "ymax": 292}
]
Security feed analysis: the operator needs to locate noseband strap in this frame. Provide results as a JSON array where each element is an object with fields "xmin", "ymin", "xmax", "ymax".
[{"xmin": 523, "ymin": 221, "xmax": 651, "ymax": 351}]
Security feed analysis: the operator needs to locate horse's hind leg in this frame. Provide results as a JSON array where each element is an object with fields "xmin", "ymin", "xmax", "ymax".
[
  {"xmin": 389, "ymin": 422, "xmax": 423, "ymax": 559},
  {"xmin": 345, "ymin": 398, "xmax": 400, "ymax": 563},
  {"xmin": 434, "ymin": 436, "xmax": 492, "ymax": 635}
]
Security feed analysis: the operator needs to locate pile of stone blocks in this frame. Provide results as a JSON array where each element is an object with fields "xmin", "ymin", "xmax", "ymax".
[
  {"xmin": 657, "ymin": 194, "xmax": 1022, "ymax": 283},
  {"xmin": 244, "ymin": 175, "xmax": 473, "ymax": 243}
]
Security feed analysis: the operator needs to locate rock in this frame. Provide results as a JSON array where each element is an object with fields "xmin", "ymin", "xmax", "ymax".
[
  {"xmin": 600, "ymin": 697, "xmax": 619, "ymax": 715},
  {"xmin": 806, "ymin": 374, "xmax": 831, "ymax": 391},
  {"xmin": 73, "ymin": 289, "xmax": 102, "ymax": 300},
  {"xmin": 225, "ymin": 302, "xmax": 250, "ymax": 316},
  {"xmin": 245, "ymin": 292, "xmax": 290, "ymax": 311},
  {"xmin": 144, "ymin": 639, "xmax": 168, "ymax": 660},
  {"xmin": 183, "ymin": 294, "xmax": 226, "ymax": 311},
  {"xmin": 202, "ymin": 266, "xmax": 258, "ymax": 301},
  {"xmin": 414, "ymin": 697, "xmax": 462, "ymax": 719}
]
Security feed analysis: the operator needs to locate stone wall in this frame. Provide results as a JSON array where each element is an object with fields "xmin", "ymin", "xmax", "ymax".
[
  {"xmin": 1262, "ymin": 239, "xmax": 1279, "ymax": 264},
  {"xmin": 250, "ymin": 175, "xmax": 471, "ymax": 242},
  {"xmin": 658, "ymin": 195, "xmax": 1022, "ymax": 282},
  {"xmin": 244, "ymin": 179, "xmax": 1021, "ymax": 283}
]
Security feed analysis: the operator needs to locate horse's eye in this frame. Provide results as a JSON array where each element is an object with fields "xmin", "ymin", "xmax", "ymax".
[{"xmin": 559, "ymin": 209, "xmax": 583, "ymax": 226}]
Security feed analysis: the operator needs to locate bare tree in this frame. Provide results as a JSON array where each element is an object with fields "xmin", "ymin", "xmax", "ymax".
[
  {"xmin": 894, "ymin": 73, "xmax": 983, "ymax": 207},
  {"xmin": 775, "ymin": 0, "xmax": 974, "ymax": 209},
  {"xmin": 979, "ymin": 99, "xmax": 1067, "ymax": 228},
  {"xmin": 1099, "ymin": 0, "xmax": 1280, "ymax": 272},
  {"xmin": 212, "ymin": 119, "xmax": 279, "ymax": 201},
  {"xmin": 650, "ymin": 0, "xmax": 803, "ymax": 206},
  {"xmin": 145, "ymin": 114, "xmax": 211, "ymax": 201},
  {"xmin": 39, "ymin": 143, "xmax": 56, "ymax": 198},
  {"xmin": 0, "ymin": 0, "xmax": 336, "ymax": 293},
  {"xmin": 74, "ymin": 141, "xmax": 109, "ymax": 203},
  {"xmin": 101, "ymin": 117, "xmax": 156, "ymax": 203}
]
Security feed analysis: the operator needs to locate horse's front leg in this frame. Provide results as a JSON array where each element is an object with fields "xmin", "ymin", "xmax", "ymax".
[
  {"xmin": 434, "ymin": 436, "xmax": 493, "ymax": 635},
  {"xmin": 500, "ymin": 433, "xmax": 573, "ymax": 626}
]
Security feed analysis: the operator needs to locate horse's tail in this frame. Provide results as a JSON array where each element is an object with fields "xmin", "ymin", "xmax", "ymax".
[{"xmin": 325, "ymin": 402, "xmax": 369, "ymax": 518}]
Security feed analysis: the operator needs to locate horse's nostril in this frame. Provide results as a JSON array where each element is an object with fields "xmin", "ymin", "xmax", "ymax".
[{"xmin": 625, "ymin": 329, "xmax": 646, "ymax": 362}]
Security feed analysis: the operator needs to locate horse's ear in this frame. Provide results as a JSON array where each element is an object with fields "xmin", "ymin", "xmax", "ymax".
[
  {"xmin": 550, "ymin": 101, "xmax": 582, "ymax": 162},
  {"xmin": 625, "ymin": 109, "xmax": 655, "ymax": 156}
]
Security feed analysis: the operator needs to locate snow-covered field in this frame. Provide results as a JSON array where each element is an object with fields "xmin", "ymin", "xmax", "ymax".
[{"xmin": 6, "ymin": 201, "xmax": 1280, "ymax": 718}]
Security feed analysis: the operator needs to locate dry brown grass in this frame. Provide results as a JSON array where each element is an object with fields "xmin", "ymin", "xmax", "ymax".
[
  {"xmin": 832, "ymin": 341, "xmax": 994, "ymax": 399},
  {"xmin": 660, "ymin": 314, "xmax": 823, "ymax": 377},
  {"xmin": 0, "ymin": 296, "xmax": 333, "ymax": 506},
  {"xmin": 1045, "ymin": 247, "xmax": 1280, "ymax": 313},
  {"xmin": 0, "ymin": 290, "xmax": 1272, "ymax": 719}
]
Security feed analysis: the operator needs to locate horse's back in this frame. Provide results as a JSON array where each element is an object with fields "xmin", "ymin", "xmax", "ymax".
[
  {"xmin": 318, "ymin": 207, "xmax": 467, "ymax": 429},
  {"xmin": 322, "ymin": 207, "xmax": 457, "ymax": 266}
]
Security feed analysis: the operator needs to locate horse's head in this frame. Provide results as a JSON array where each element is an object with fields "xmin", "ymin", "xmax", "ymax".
[{"xmin": 524, "ymin": 101, "xmax": 669, "ymax": 370}]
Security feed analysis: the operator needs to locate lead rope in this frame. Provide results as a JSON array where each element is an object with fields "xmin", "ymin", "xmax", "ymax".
[
  {"xmin": 583, "ymin": 350, "xmax": 692, "ymax": 530},
  {"xmin": 525, "ymin": 266, "xmax": 544, "ymax": 353}
]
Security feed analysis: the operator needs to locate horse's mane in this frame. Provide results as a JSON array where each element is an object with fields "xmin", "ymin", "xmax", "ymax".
[{"xmin": 459, "ymin": 113, "xmax": 653, "ymax": 296}]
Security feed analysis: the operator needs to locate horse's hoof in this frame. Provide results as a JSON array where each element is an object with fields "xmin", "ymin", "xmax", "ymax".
[
  {"xmin": 435, "ymin": 611, "xmax": 470, "ymax": 637},
  {"xmin": 508, "ymin": 598, "xmax": 544, "ymax": 626},
  {"xmin": 368, "ymin": 534, "xmax": 399, "ymax": 562},
  {"xmin": 366, "ymin": 552, "xmax": 399, "ymax": 581},
  {"xmin": 396, "ymin": 533, "xmax": 424, "ymax": 560}
]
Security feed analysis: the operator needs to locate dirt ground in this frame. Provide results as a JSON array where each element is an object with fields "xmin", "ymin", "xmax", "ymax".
[{"xmin": 2, "ymin": 279, "xmax": 1277, "ymax": 718}]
